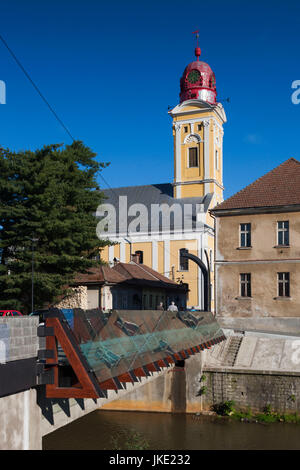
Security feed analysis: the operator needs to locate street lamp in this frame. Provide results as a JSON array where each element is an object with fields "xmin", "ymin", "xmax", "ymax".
[{"xmin": 30, "ymin": 236, "xmax": 39, "ymax": 314}]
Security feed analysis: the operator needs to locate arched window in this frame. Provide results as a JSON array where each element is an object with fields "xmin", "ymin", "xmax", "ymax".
[{"xmin": 215, "ymin": 149, "xmax": 219, "ymax": 170}]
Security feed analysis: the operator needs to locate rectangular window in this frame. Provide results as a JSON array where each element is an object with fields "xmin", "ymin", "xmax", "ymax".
[
  {"xmin": 188, "ymin": 147, "xmax": 198, "ymax": 167},
  {"xmin": 240, "ymin": 223, "xmax": 251, "ymax": 247},
  {"xmin": 184, "ymin": 126, "xmax": 188, "ymax": 133},
  {"xmin": 278, "ymin": 272, "xmax": 290, "ymax": 297},
  {"xmin": 240, "ymin": 273, "xmax": 251, "ymax": 297},
  {"xmin": 277, "ymin": 221, "xmax": 289, "ymax": 246},
  {"xmin": 179, "ymin": 248, "xmax": 189, "ymax": 271}
]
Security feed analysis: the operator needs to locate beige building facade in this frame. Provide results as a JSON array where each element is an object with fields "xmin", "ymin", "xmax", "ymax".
[{"xmin": 211, "ymin": 158, "xmax": 300, "ymax": 318}]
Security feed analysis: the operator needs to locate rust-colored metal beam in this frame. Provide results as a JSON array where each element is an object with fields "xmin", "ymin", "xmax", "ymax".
[
  {"xmin": 118, "ymin": 372, "xmax": 134, "ymax": 383},
  {"xmin": 99, "ymin": 378, "xmax": 118, "ymax": 390},
  {"xmin": 133, "ymin": 367, "xmax": 147, "ymax": 377},
  {"xmin": 45, "ymin": 317, "xmax": 99, "ymax": 399}
]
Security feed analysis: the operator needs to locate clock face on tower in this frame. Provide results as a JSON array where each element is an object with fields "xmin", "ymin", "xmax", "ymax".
[{"xmin": 187, "ymin": 70, "xmax": 201, "ymax": 84}]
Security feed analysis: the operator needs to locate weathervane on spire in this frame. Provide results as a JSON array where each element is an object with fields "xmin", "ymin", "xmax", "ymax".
[{"xmin": 192, "ymin": 30, "xmax": 201, "ymax": 60}]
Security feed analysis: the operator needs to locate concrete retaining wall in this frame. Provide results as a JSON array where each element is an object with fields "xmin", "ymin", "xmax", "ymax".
[
  {"xmin": 0, "ymin": 388, "xmax": 41, "ymax": 450},
  {"xmin": 101, "ymin": 354, "xmax": 207, "ymax": 414}
]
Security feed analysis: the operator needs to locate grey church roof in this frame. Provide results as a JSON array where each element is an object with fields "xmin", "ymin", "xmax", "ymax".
[{"xmin": 99, "ymin": 183, "xmax": 213, "ymax": 235}]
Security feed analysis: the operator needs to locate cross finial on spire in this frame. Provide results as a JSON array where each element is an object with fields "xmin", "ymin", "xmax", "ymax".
[{"xmin": 192, "ymin": 30, "xmax": 201, "ymax": 60}]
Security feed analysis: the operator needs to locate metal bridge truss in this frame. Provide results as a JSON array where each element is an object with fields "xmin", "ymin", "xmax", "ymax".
[{"xmin": 37, "ymin": 308, "xmax": 225, "ymax": 399}]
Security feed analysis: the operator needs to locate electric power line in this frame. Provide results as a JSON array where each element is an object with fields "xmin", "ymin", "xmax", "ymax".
[
  {"xmin": 0, "ymin": 33, "xmax": 75, "ymax": 142},
  {"xmin": 0, "ymin": 33, "xmax": 121, "ymax": 200}
]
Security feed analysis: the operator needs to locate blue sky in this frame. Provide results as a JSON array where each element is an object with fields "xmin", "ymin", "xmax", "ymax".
[{"xmin": 0, "ymin": 0, "xmax": 300, "ymax": 199}]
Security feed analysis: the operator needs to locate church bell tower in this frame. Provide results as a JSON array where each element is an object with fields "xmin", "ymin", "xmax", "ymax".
[{"xmin": 169, "ymin": 35, "xmax": 227, "ymax": 203}]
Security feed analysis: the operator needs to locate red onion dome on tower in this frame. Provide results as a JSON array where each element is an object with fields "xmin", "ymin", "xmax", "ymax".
[{"xmin": 179, "ymin": 45, "xmax": 217, "ymax": 105}]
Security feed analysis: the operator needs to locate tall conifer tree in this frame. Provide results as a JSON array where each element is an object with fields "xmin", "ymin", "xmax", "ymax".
[{"xmin": 0, "ymin": 141, "xmax": 110, "ymax": 313}]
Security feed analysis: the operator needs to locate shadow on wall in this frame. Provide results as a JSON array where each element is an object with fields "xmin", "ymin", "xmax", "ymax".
[{"xmin": 36, "ymin": 385, "xmax": 93, "ymax": 425}]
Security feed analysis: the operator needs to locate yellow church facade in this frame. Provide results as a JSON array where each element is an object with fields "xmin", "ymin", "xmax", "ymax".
[{"xmin": 99, "ymin": 45, "xmax": 227, "ymax": 310}]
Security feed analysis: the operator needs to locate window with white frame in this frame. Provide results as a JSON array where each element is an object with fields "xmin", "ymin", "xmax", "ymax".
[
  {"xmin": 240, "ymin": 273, "xmax": 251, "ymax": 297},
  {"xmin": 278, "ymin": 272, "xmax": 290, "ymax": 297},
  {"xmin": 240, "ymin": 223, "xmax": 251, "ymax": 247},
  {"xmin": 277, "ymin": 221, "xmax": 289, "ymax": 246}
]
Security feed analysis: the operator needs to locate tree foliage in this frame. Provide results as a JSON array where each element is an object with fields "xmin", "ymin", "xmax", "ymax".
[{"xmin": 0, "ymin": 141, "xmax": 110, "ymax": 313}]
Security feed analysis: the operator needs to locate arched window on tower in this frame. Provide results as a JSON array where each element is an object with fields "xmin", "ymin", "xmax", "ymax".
[{"xmin": 215, "ymin": 149, "xmax": 219, "ymax": 170}]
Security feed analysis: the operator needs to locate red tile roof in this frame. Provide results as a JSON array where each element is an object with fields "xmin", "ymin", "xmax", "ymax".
[
  {"xmin": 212, "ymin": 158, "xmax": 300, "ymax": 212},
  {"xmin": 74, "ymin": 266, "xmax": 125, "ymax": 284},
  {"xmin": 74, "ymin": 262, "xmax": 180, "ymax": 288},
  {"xmin": 112, "ymin": 262, "xmax": 179, "ymax": 286}
]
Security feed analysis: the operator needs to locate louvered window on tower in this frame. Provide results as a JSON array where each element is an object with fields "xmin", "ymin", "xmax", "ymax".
[{"xmin": 189, "ymin": 147, "xmax": 198, "ymax": 167}]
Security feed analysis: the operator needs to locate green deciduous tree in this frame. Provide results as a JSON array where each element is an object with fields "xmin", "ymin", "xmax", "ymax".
[{"xmin": 0, "ymin": 141, "xmax": 110, "ymax": 313}]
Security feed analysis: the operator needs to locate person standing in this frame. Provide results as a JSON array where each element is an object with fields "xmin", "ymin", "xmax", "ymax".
[{"xmin": 167, "ymin": 301, "xmax": 178, "ymax": 312}]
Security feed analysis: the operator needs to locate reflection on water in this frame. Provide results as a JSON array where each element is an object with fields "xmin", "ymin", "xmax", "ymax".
[{"xmin": 43, "ymin": 410, "xmax": 300, "ymax": 450}]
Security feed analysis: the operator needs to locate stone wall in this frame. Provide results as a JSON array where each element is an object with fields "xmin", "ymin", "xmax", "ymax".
[
  {"xmin": 201, "ymin": 368, "xmax": 300, "ymax": 413},
  {"xmin": 55, "ymin": 286, "xmax": 88, "ymax": 309}
]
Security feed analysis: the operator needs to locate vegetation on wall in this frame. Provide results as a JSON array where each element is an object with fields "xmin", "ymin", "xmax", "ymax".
[{"xmin": 212, "ymin": 401, "xmax": 300, "ymax": 424}]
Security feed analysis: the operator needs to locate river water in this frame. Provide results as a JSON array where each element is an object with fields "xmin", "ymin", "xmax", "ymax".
[{"xmin": 43, "ymin": 410, "xmax": 300, "ymax": 450}]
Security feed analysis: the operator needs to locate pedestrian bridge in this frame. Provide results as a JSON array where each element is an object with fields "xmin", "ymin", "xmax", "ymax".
[
  {"xmin": 0, "ymin": 309, "xmax": 225, "ymax": 449},
  {"xmin": 40, "ymin": 308, "xmax": 225, "ymax": 399}
]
